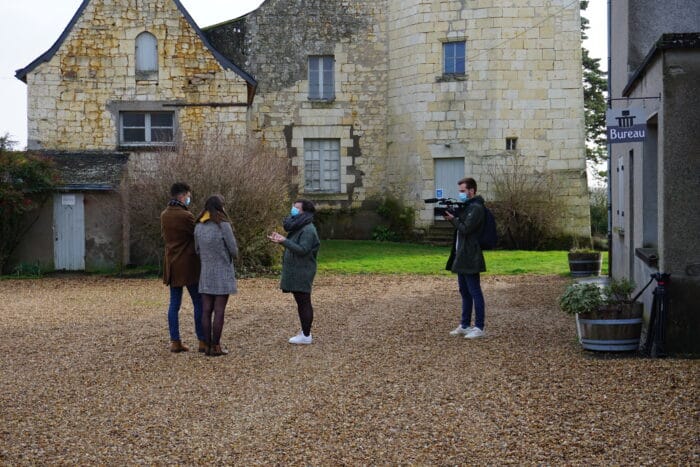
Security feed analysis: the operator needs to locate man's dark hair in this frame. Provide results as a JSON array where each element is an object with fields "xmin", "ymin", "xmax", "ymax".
[
  {"xmin": 457, "ymin": 177, "xmax": 477, "ymax": 192},
  {"xmin": 296, "ymin": 198, "xmax": 316, "ymax": 213},
  {"xmin": 170, "ymin": 182, "xmax": 191, "ymax": 197}
]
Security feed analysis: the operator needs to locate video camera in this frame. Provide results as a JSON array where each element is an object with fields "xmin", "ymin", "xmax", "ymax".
[{"xmin": 424, "ymin": 197, "xmax": 466, "ymax": 216}]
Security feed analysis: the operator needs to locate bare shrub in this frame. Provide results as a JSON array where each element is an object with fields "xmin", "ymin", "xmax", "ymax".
[
  {"xmin": 487, "ymin": 154, "xmax": 566, "ymax": 250},
  {"xmin": 128, "ymin": 136, "xmax": 289, "ymax": 275}
]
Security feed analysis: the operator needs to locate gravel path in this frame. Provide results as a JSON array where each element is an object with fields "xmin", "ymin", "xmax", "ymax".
[{"xmin": 0, "ymin": 274, "xmax": 697, "ymax": 465}]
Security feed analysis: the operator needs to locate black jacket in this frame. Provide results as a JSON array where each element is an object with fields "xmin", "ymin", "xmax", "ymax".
[{"xmin": 446, "ymin": 195, "xmax": 487, "ymax": 274}]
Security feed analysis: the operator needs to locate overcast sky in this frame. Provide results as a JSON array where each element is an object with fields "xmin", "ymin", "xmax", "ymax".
[{"xmin": 0, "ymin": 0, "xmax": 607, "ymax": 149}]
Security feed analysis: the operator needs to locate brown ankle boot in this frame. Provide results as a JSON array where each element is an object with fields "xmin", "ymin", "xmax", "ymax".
[
  {"xmin": 170, "ymin": 340, "xmax": 189, "ymax": 353},
  {"xmin": 198, "ymin": 340, "xmax": 208, "ymax": 353}
]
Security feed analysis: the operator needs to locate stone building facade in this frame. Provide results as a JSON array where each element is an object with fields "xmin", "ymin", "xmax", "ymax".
[
  {"xmin": 14, "ymin": 0, "xmax": 255, "ymax": 271},
  {"xmin": 18, "ymin": 0, "xmax": 255, "ymax": 155},
  {"xmin": 14, "ymin": 0, "xmax": 591, "ymax": 270},
  {"xmin": 207, "ymin": 0, "xmax": 590, "ymax": 236}
]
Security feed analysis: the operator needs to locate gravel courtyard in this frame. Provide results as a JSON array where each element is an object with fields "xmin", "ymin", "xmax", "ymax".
[{"xmin": 0, "ymin": 274, "xmax": 697, "ymax": 465}]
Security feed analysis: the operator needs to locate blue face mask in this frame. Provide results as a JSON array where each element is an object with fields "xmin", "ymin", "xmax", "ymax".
[
  {"xmin": 290, "ymin": 206, "xmax": 300, "ymax": 217},
  {"xmin": 185, "ymin": 196, "xmax": 191, "ymax": 206},
  {"xmin": 458, "ymin": 192, "xmax": 468, "ymax": 202}
]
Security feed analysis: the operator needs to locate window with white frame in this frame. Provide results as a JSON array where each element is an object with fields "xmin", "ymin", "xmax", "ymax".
[
  {"xmin": 304, "ymin": 139, "xmax": 340, "ymax": 192},
  {"xmin": 308, "ymin": 56, "xmax": 334, "ymax": 100},
  {"xmin": 120, "ymin": 111, "xmax": 174, "ymax": 145},
  {"xmin": 443, "ymin": 41, "xmax": 466, "ymax": 75},
  {"xmin": 135, "ymin": 32, "xmax": 158, "ymax": 78}
]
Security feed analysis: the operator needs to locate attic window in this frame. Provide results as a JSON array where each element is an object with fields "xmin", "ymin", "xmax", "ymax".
[
  {"xmin": 135, "ymin": 32, "xmax": 158, "ymax": 79},
  {"xmin": 506, "ymin": 137, "xmax": 518, "ymax": 150}
]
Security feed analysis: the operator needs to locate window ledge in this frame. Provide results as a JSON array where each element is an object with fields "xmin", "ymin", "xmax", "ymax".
[
  {"xmin": 118, "ymin": 144, "xmax": 177, "ymax": 151},
  {"xmin": 635, "ymin": 247, "xmax": 659, "ymax": 267},
  {"xmin": 436, "ymin": 73, "xmax": 467, "ymax": 83},
  {"xmin": 301, "ymin": 192, "xmax": 346, "ymax": 201},
  {"xmin": 308, "ymin": 98, "xmax": 336, "ymax": 104},
  {"xmin": 136, "ymin": 72, "xmax": 158, "ymax": 82}
]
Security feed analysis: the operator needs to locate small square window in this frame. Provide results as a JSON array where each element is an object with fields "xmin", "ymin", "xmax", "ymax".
[
  {"xmin": 506, "ymin": 137, "xmax": 518, "ymax": 150},
  {"xmin": 120, "ymin": 111, "xmax": 174, "ymax": 145},
  {"xmin": 443, "ymin": 41, "xmax": 466, "ymax": 75}
]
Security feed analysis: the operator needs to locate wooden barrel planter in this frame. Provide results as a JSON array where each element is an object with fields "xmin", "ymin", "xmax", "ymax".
[
  {"xmin": 576, "ymin": 303, "xmax": 643, "ymax": 351},
  {"xmin": 568, "ymin": 252, "xmax": 602, "ymax": 277}
]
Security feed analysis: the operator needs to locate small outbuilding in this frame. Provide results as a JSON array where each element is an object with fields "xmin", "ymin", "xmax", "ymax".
[{"xmin": 10, "ymin": 151, "xmax": 129, "ymax": 272}]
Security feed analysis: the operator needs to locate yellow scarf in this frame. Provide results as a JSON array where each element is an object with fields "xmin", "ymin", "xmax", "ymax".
[{"xmin": 199, "ymin": 211, "xmax": 211, "ymax": 223}]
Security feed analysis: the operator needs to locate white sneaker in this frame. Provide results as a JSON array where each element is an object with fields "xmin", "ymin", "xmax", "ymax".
[
  {"xmin": 465, "ymin": 328, "xmax": 484, "ymax": 339},
  {"xmin": 449, "ymin": 325, "xmax": 475, "ymax": 336},
  {"xmin": 289, "ymin": 332, "xmax": 312, "ymax": 345}
]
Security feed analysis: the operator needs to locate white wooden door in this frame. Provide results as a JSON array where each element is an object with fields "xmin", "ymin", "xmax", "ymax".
[
  {"xmin": 53, "ymin": 193, "xmax": 85, "ymax": 270},
  {"xmin": 434, "ymin": 158, "xmax": 465, "ymax": 218}
]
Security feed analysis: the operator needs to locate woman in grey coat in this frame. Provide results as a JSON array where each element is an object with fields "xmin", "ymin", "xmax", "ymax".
[
  {"xmin": 268, "ymin": 199, "xmax": 321, "ymax": 345},
  {"xmin": 194, "ymin": 195, "xmax": 238, "ymax": 356}
]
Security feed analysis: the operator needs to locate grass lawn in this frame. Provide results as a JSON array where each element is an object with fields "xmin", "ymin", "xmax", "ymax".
[{"xmin": 317, "ymin": 239, "xmax": 609, "ymax": 276}]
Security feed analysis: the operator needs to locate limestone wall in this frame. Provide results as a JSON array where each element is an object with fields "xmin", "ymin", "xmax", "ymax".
[
  {"xmin": 234, "ymin": 0, "xmax": 590, "ymax": 235},
  {"xmin": 386, "ymin": 0, "xmax": 590, "ymax": 234},
  {"xmin": 239, "ymin": 0, "xmax": 390, "ymax": 208},
  {"xmin": 26, "ymin": 0, "xmax": 591, "ymax": 238},
  {"xmin": 25, "ymin": 0, "xmax": 250, "ymax": 152}
]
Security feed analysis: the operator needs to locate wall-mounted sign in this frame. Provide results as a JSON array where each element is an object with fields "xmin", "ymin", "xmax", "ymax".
[
  {"xmin": 436, "ymin": 189, "xmax": 443, "ymax": 198},
  {"xmin": 62, "ymin": 194, "xmax": 76, "ymax": 206},
  {"xmin": 606, "ymin": 106, "xmax": 647, "ymax": 144}
]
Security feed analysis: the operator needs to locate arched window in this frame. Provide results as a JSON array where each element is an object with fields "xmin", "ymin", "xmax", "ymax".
[{"xmin": 135, "ymin": 32, "xmax": 158, "ymax": 78}]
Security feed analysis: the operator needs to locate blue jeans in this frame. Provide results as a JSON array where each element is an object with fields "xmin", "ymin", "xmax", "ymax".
[
  {"xmin": 168, "ymin": 284, "xmax": 204, "ymax": 342},
  {"xmin": 457, "ymin": 273, "xmax": 485, "ymax": 330}
]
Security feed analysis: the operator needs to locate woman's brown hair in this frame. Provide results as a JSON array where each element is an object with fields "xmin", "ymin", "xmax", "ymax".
[{"xmin": 197, "ymin": 194, "xmax": 229, "ymax": 224}]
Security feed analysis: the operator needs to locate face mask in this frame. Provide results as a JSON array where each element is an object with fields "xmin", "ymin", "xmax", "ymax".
[
  {"xmin": 185, "ymin": 196, "xmax": 191, "ymax": 206},
  {"xmin": 290, "ymin": 206, "xmax": 300, "ymax": 217},
  {"xmin": 458, "ymin": 192, "xmax": 468, "ymax": 202}
]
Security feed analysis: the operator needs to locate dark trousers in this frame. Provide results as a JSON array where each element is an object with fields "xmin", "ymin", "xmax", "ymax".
[{"xmin": 457, "ymin": 273, "xmax": 485, "ymax": 330}]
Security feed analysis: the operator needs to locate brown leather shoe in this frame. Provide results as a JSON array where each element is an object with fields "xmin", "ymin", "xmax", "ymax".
[
  {"xmin": 209, "ymin": 344, "xmax": 229, "ymax": 357},
  {"xmin": 170, "ymin": 340, "xmax": 189, "ymax": 353},
  {"xmin": 198, "ymin": 340, "xmax": 208, "ymax": 353}
]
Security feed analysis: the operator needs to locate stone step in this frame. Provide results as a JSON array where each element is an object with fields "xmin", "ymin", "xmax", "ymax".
[{"xmin": 422, "ymin": 221, "xmax": 453, "ymax": 245}]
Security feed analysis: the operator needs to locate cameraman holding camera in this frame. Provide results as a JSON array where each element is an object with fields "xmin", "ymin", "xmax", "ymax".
[{"xmin": 444, "ymin": 177, "xmax": 487, "ymax": 339}]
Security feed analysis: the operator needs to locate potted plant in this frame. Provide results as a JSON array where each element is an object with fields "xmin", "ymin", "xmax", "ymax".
[
  {"xmin": 559, "ymin": 278, "xmax": 643, "ymax": 352},
  {"xmin": 567, "ymin": 243, "xmax": 602, "ymax": 277}
]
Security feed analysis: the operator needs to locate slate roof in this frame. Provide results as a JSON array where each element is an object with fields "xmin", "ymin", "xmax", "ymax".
[
  {"xmin": 623, "ymin": 32, "xmax": 700, "ymax": 96},
  {"xmin": 14, "ymin": 0, "xmax": 256, "ymax": 87},
  {"xmin": 42, "ymin": 151, "xmax": 129, "ymax": 191}
]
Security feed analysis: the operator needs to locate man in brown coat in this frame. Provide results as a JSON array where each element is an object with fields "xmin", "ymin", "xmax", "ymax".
[{"xmin": 161, "ymin": 182, "xmax": 205, "ymax": 352}]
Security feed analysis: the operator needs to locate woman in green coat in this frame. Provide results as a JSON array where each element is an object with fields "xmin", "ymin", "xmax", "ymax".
[{"xmin": 268, "ymin": 199, "xmax": 321, "ymax": 345}]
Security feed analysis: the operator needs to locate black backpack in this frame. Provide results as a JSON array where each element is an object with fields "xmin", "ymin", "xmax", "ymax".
[{"xmin": 478, "ymin": 205, "xmax": 498, "ymax": 250}]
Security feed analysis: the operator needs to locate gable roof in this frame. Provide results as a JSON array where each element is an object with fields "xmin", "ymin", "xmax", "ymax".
[{"xmin": 14, "ymin": 0, "xmax": 256, "ymax": 87}]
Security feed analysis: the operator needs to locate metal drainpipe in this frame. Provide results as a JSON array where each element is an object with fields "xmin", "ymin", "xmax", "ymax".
[{"xmin": 606, "ymin": 0, "xmax": 613, "ymax": 277}]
